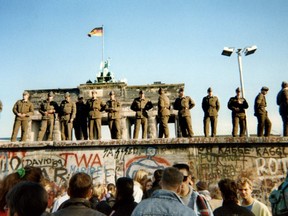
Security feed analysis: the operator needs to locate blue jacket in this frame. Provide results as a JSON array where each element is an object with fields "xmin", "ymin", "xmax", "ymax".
[{"xmin": 131, "ymin": 189, "xmax": 197, "ymax": 216}]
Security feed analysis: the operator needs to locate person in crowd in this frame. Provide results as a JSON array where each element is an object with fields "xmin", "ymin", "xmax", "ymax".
[
  {"xmin": 202, "ymin": 87, "xmax": 220, "ymax": 137},
  {"xmin": 237, "ymin": 177, "xmax": 271, "ymax": 216},
  {"xmin": 143, "ymin": 169, "xmax": 163, "ymax": 199},
  {"xmin": 213, "ymin": 178, "xmax": 255, "ymax": 216},
  {"xmin": 53, "ymin": 172, "xmax": 105, "ymax": 216},
  {"xmin": 110, "ymin": 177, "xmax": 138, "ymax": 216},
  {"xmin": 196, "ymin": 181, "xmax": 212, "ymax": 202},
  {"xmin": 0, "ymin": 166, "xmax": 44, "ymax": 216},
  {"xmin": 6, "ymin": 181, "xmax": 49, "ymax": 216},
  {"xmin": 228, "ymin": 87, "xmax": 249, "ymax": 137},
  {"xmin": 51, "ymin": 182, "xmax": 69, "ymax": 213},
  {"xmin": 86, "ymin": 90, "xmax": 106, "ymax": 140},
  {"xmin": 11, "ymin": 91, "xmax": 34, "ymax": 142},
  {"xmin": 37, "ymin": 91, "xmax": 59, "ymax": 141},
  {"xmin": 130, "ymin": 90, "xmax": 153, "ymax": 139},
  {"xmin": 105, "ymin": 91, "xmax": 121, "ymax": 139},
  {"xmin": 173, "ymin": 163, "xmax": 212, "ymax": 216},
  {"xmin": 132, "ymin": 169, "xmax": 149, "ymax": 203},
  {"xmin": 131, "ymin": 167, "xmax": 196, "ymax": 216},
  {"xmin": 208, "ymin": 184, "xmax": 222, "ymax": 211},
  {"xmin": 105, "ymin": 183, "xmax": 116, "ymax": 207},
  {"xmin": 173, "ymin": 87, "xmax": 195, "ymax": 137},
  {"xmin": 58, "ymin": 92, "xmax": 76, "ymax": 140},
  {"xmin": 73, "ymin": 95, "xmax": 88, "ymax": 140},
  {"xmin": 254, "ymin": 86, "xmax": 272, "ymax": 137},
  {"xmin": 158, "ymin": 88, "xmax": 170, "ymax": 138},
  {"xmin": 277, "ymin": 81, "xmax": 288, "ymax": 136}
]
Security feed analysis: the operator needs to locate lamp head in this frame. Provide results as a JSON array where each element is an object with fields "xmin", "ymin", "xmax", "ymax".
[
  {"xmin": 244, "ymin": 45, "xmax": 257, "ymax": 56},
  {"xmin": 221, "ymin": 47, "xmax": 235, "ymax": 57}
]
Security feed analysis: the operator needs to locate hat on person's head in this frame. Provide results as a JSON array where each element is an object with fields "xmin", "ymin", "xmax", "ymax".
[
  {"xmin": 261, "ymin": 86, "xmax": 269, "ymax": 92},
  {"xmin": 282, "ymin": 81, "xmax": 288, "ymax": 88},
  {"xmin": 48, "ymin": 91, "xmax": 54, "ymax": 97},
  {"xmin": 109, "ymin": 91, "xmax": 115, "ymax": 96},
  {"xmin": 78, "ymin": 94, "xmax": 83, "ymax": 99},
  {"xmin": 139, "ymin": 90, "xmax": 144, "ymax": 94},
  {"xmin": 207, "ymin": 87, "xmax": 212, "ymax": 92},
  {"xmin": 236, "ymin": 87, "xmax": 241, "ymax": 93},
  {"xmin": 23, "ymin": 91, "xmax": 29, "ymax": 96},
  {"xmin": 64, "ymin": 92, "xmax": 70, "ymax": 97},
  {"xmin": 196, "ymin": 181, "xmax": 208, "ymax": 191},
  {"xmin": 178, "ymin": 87, "xmax": 184, "ymax": 93}
]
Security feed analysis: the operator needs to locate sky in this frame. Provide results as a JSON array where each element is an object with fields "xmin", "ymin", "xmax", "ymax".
[{"xmin": 0, "ymin": 0, "xmax": 288, "ymax": 139}]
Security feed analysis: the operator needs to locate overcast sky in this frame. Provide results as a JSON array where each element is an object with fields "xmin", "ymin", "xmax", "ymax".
[{"xmin": 1, "ymin": 0, "xmax": 288, "ymax": 139}]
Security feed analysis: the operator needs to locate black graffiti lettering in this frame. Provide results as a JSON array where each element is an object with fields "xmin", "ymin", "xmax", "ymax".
[
  {"xmin": 9, "ymin": 156, "xmax": 21, "ymax": 171},
  {"xmin": 54, "ymin": 167, "xmax": 68, "ymax": 182}
]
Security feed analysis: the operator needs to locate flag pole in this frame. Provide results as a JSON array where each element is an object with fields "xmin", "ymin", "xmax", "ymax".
[{"xmin": 102, "ymin": 25, "xmax": 104, "ymax": 73}]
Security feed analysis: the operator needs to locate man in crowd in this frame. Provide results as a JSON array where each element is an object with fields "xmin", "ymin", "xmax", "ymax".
[
  {"xmin": 254, "ymin": 86, "xmax": 272, "ymax": 137},
  {"xmin": 227, "ymin": 87, "xmax": 249, "ymax": 137},
  {"xmin": 131, "ymin": 167, "xmax": 196, "ymax": 216},
  {"xmin": 130, "ymin": 90, "xmax": 153, "ymax": 139},
  {"xmin": 105, "ymin": 91, "xmax": 121, "ymax": 139},
  {"xmin": 59, "ymin": 92, "xmax": 76, "ymax": 140},
  {"xmin": 73, "ymin": 95, "xmax": 88, "ymax": 140},
  {"xmin": 173, "ymin": 87, "xmax": 195, "ymax": 137},
  {"xmin": 37, "ymin": 91, "xmax": 59, "ymax": 141},
  {"xmin": 277, "ymin": 81, "xmax": 288, "ymax": 136},
  {"xmin": 202, "ymin": 87, "xmax": 220, "ymax": 137},
  {"xmin": 86, "ymin": 90, "xmax": 106, "ymax": 140},
  {"xmin": 11, "ymin": 91, "xmax": 34, "ymax": 142},
  {"xmin": 237, "ymin": 177, "xmax": 271, "ymax": 216},
  {"xmin": 158, "ymin": 88, "xmax": 170, "ymax": 138}
]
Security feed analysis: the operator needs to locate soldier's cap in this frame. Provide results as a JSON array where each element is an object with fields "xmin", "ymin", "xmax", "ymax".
[
  {"xmin": 178, "ymin": 87, "xmax": 184, "ymax": 93},
  {"xmin": 282, "ymin": 81, "xmax": 288, "ymax": 88},
  {"xmin": 78, "ymin": 94, "xmax": 83, "ymax": 99},
  {"xmin": 139, "ymin": 90, "xmax": 144, "ymax": 94},
  {"xmin": 23, "ymin": 91, "xmax": 29, "ymax": 96},
  {"xmin": 109, "ymin": 91, "xmax": 115, "ymax": 95},
  {"xmin": 261, "ymin": 86, "xmax": 269, "ymax": 91},
  {"xmin": 48, "ymin": 91, "xmax": 54, "ymax": 97},
  {"xmin": 235, "ymin": 87, "xmax": 241, "ymax": 92},
  {"xmin": 207, "ymin": 87, "xmax": 212, "ymax": 92},
  {"xmin": 64, "ymin": 92, "xmax": 70, "ymax": 97}
]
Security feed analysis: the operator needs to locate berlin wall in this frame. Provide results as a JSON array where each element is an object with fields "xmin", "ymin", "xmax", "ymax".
[{"xmin": 1, "ymin": 136, "xmax": 288, "ymax": 206}]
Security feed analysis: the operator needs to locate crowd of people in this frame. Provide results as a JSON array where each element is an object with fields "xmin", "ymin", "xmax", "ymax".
[
  {"xmin": 10, "ymin": 81, "xmax": 288, "ymax": 142},
  {"xmin": 0, "ymin": 164, "xmax": 280, "ymax": 216}
]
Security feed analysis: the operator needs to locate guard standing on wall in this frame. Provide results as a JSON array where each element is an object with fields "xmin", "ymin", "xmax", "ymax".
[
  {"xmin": 158, "ymin": 88, "xmax": 170, "ymax": 138},
  {"xmin": 86, "ymin": 90, "xmax": 106, "ymax": 140},
  {"xmin": 11, "ymin": 91, "xmax": 34, "ymax": 142},
  {"xmin": 228, "ymin": 87, "xmax": 249, "ymax": 137},
  {"xmin": 202, "ymin": 87, "xmax": 220, "ymax": 137},
  {"xmin": 173, "ymin": 87, "xmax": 195, "ymax": 137},
  {"xmin": 254, "ymin": 86, "xmax": 271, "ymax": 137},
  {"xmin": 276, "ymin": 81, "xmax": 288, "ymax": 136},
  {"xmin": 130, "ymin": 90, "xmax": 153, "ymax": 139},
  {"xmin": 59, "ymin": 92, "xmax": 76, "ymax": 140},
  {"xmin": 73, "ymin": 95, "xmax": 88, "ymax": 140},
  {"xmin": 105, "ymin": 91, "xmax": 121, "ymax": 139},
  {"xmin": 37, "ymin": 91, "xmax": 59, "ymax": 141}
]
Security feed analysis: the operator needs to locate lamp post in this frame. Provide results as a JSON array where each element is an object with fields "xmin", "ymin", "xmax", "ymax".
[{"xmin": 222, "ymin": 45, "xmax": 257, "ymax": 138}]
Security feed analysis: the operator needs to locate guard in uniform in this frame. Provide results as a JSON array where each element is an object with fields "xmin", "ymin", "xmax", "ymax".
[
  {"xmin": 173, "ymin": 87, "xmax": 195, "ymax": 137},
  {"xmin": 37, "ymin": 91, "xmax": 59, "ymax": 141},
  {"xmin": 254, "ymin": 86, "xmax": 271, "ymax": 137},
  {"xmin": 73, "ymin": 95, "xmax": 88, "ymax": 140},
  {"xmin": 130, "ymin": 90, "xmax": 153, "ymax": 139},
  {"xmin": 86, "ymin": 90, "xmax": 106, "ymax": 140},
  {"xmin": 202, "ymin": 87, "xmax": 220, "ymax": 137},
  {"xmin": 59, "ymin": 92, "xmax": 76, "ymax": 140},
  {"xmin": 277, "ymin": 81, "xmax": 288, "ymax": 136},
  {"xmin": 105, "ymin": 91, "xmax": 121, "ymax": 139},
  {"xmin": 227, "ymin": 87, "xmax": 249, "ymax": 137},
  {"xmin": 158, "ymin": 88, "xmax": 170, "ymax": 138},
  {"xmin": 11, "ymin": 91, "xmax": 34, "ymax": 142}
]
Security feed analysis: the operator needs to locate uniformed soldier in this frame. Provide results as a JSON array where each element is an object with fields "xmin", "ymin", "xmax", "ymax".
[
  {"xmin": 130, "ymin": 90, "xmax": 153, "ymax": 139},
  {"xmin": 86, "ymin": 90, "xmax": 106, "ymax": 140},
  {"xmin": 277, "ymin": 81, "xmax": 288, "ymax": 136},
  {"xmin": 228, "ymin": 87, "xmax": 249, "ymax": 137},
  {"xmin": 105, "ymin": 91, "xmax": 121, "ymax": 139},
  {"xmin": 173, "ymin": 87, "xmax": 195, "ymax": 137},
  {"xmin": 37, "ymin": 91, "xmax": 59, "ymax": 141},
  {"xmin": 254, "ymin": 86, "xmax": 272, "ymax": 137},
  {"xmin": 73, "ymin": 95, "xmax": 88, "ymax": 140},
  {"xmin": 158, "ymin": 88, "xmax": 170, "ymax": 138},
  {"xmin": 11, "ymin": 91, "xmax": 34, "ymax": 142},
  {"xmin": 58, "ymin": 92, "xmax": 76, "ymax": 140},
  {"xmin": 202, "ymin": 87, "xmax": 220, "ymax": 137}
]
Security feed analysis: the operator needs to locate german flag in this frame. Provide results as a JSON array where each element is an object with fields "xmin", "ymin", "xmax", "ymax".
[{"xmin": 88, "ymin": 27, "xmax": 103, "ymax": 37}]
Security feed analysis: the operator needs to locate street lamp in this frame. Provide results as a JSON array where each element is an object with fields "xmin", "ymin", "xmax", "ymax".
[{"xmin": 221, "ymin": 45, "xmax": 257, "ymax": 137}]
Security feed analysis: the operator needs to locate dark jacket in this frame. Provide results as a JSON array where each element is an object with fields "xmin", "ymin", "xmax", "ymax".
[
  {"xmin": 130, "ymin": 97, "xmax": 153, "ymax": 118},
  {"xmin": 228, "ymin": 96, "xmax": 249, "ymax": 117},
  {"xmin": 174, "ymin": 96, "xmax": 195, "ymax": 117},
  {"xmin": 202, "ymin": 96, "xmax": 220, "ymax": 117},
  {"xmin": 111, "ymin": 198, "xmax": 137, "ymax": 216},
  {"xmin": 52, "ymin": 198, "xmax": 106, "ymax": 216},
  {"xmin": 254, "ymin": 93, "xmax": 267, "ymax": 116},
  {"xmin": 213, "ymin": 200, "xmax": 255, "ymax": 216},
  {"xmin": 277, "ymin": 88, "xmax": 288, "ymax": 116}
]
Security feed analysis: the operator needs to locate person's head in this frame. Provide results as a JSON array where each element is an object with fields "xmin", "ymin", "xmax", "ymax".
[
  {"xmin": 67, "ymin": 172, "xmax": 93, "ymax": 199},
  {"xmin": 22, "ymin": 91, "xmax": 29, "ymax": 101},
  {"xmin": 153, "ymin": 169, "xmax": 163, "ymax": 183},
  {"xmin": 139, "ymin": 90, "xmax": 145, "ymax": 99},
  {"xmin": 6, "ymin": 181, "xmax": 48, "ymax": 216},
  {"xmin": 48, "ymin": 91, "xmax": 54, "ymax": 101},
  {"xmin": 237, "ymin": 177, "xmax": 253, "ymax": 201},
  {"xmin": 133, "ymin": 169, "xmax": 148, "ymax": 187},
  {"xmin": 78, "ymin": 95, "xmax": 84, "ymax": 103},
  {"xmin": 109, "ymin": 91, "xmax": 115, "ymax": 100},
  {"xmin": 172, "ymin": 163, "xmax": 191, "ymax": 196},
  {"xmin": 158, "ymin": 88, "xmax": 164, "ymax": 95},
  {"xmin": 281, "ymin": 81, "xmax": 288, "ymax": 89},
  {"xmin": 235, "ymin": 87, "xmax": 241, "ymax": 97},
  {"xmin": 160, "ymin": 167, "xmax": 183, "ymax": 194},
  {"xmin": 207, "ymin": 87, "xmax": 213, "ymax": 96},
  {"xmin": 92, "ymin": 90, "xmax": 97, "ymax": 99},
  {"xmin": 107, "ymin": 183, "xmax": 116, "ymax": 197},
  {"xmin": 115, "ymin": 177, "xmax": 134, "ymax": 201},
  {"xmin": 218, "ymin": 179, "xmax": 239, "ymax": 204},
  {"xmin": 144, "ymin": 179, "xmax": 153, "ymax": 192},
  {"xmin": 64, "ymin": 92, "xmax": 70, "ymax": 102},
  {"xmin": 261, "ymin": 86, "xmax": 269, "ymax": 95},
  {"xmin": 178, "ymin": 88, "xmax": 184, "ymax": 97},
  {"xmin": 196, "ymin": 181, "xmax": 208, "ymax": 191}
]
